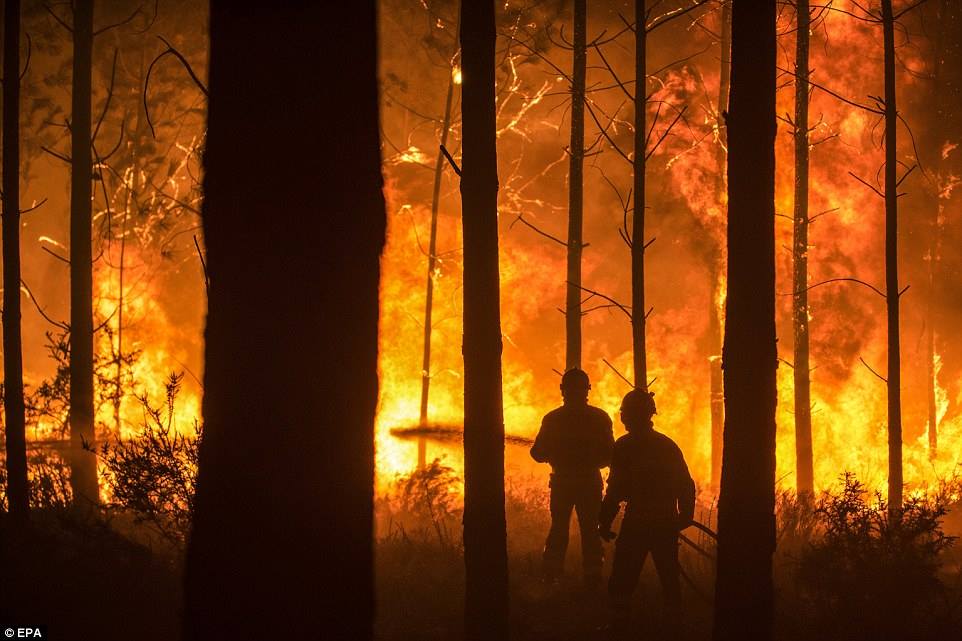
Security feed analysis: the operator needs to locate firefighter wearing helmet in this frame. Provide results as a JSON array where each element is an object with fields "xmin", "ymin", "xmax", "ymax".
[
  {"xmin": 598, "ymin": 388, "xmax": 696, "ymax": 632},
  {"xmin": 530, "ymin": 368, "xmax": 614, "ymax": 584}
]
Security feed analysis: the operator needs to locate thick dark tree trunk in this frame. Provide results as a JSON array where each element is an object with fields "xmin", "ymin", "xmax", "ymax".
[
  {"xmin": 792, "ymin": 0, "xmax": 814, "ymax": 495},
  {"xmin": 3, "ymin": 0, "xmax": 28, "ymax": 519},
  {"xmin": 182, "ymin": 4, "xmax": 383, "ymax": 640},
  {"xmin": 69, "ymin": 0, "xmax": 99, "ymax": 510},
  {"xmin": 460, "ymin": 1, "xmax": 509, "ymax": 638},
  {"xmin": 881, "ymin": 0, "xmax": 902, "ymax": 514},
  {"xmin": 709, "ymin": 0, "xmax": 731, "ymax": 492},
  {"xmin": 632, "ymin": 1, "xmax": 648, "ymax": 389},
  {"xmin": 712, "ymin": 1, "xmax": 777, "ymax": 639},
  {"xmin": 419, "ymin": 14, "xmax": 459, "ymax": 468},
  {"xmin": 565, "ymin": 0, "xmax": 586, "ymax": 370}
]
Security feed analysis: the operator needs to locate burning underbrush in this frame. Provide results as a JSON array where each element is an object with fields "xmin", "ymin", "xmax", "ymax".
[
  {"xmin": 372, "ymin": 463, "xmax": 962, "ymax": 640},
  {"xmin": 2, "ymin": 428, "xmax": 961, "ymax": 639}
]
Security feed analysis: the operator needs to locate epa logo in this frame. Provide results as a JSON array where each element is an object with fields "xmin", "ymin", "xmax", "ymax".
[{"xmin": 3, "ymin": 629, "xmax": 44, "ymax": 639}]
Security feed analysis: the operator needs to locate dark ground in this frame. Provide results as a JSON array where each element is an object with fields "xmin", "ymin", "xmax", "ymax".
[{"xmin": 1, "ymin": 491, "xmax": 961, "ymax": 641}]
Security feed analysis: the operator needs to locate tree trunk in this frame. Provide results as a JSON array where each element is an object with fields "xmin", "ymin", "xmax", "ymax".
[
  {"xmin": 792, "ymin": 0, "xmax": 814, "ymax": 495},
  {"xmin": 69, "ymin": 0, "xmax": 99, "ymax": 510},
  {"xmin": 709, "ymin": 0, "xmax": 731, "ymax": 492},
  {"xmin": 419, "ymin": 12, "xmax": 459, "ymax": 468},
  {"xmin": 925, "ymin": 0, "xmax": 958, "ymax": 459},
  {"xmin": 881, "ymin": 0, "xmax": 902, "ymax": 515},
  {"xmin": 712, "ymin": 0, "xmax": 777, "ymax": 639},
  {"xmin": 182, "ymin": 4, "xmax": 383, "ymax": 639},
  {"xmin": 460, "ymin": 0, "xmax": 509, "ymax": 638},
  {"xmin": 3, "ymin": 0, "xmax": 28, "ymax": 519},
  {"xmin": 632, "ymin": 1, "xmax": 648, "ymax": 389},
  {"xmin": 565, "ymin": 0, "xmax": 586, "ymax": 371}
]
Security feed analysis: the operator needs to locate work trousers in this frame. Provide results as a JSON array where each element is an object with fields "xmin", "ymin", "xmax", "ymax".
[
  {"xmin": 608, "ymin": 526, "xmax": 681, "ymax": 616},
  {"xmin": 543, "ymin": 474, "xmax": 603, "ymax": 579}
]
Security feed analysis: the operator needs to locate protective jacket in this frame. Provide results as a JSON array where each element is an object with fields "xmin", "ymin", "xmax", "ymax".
[
  {"xmin": 599, "ymin": 429, "xmax": 695, "ymax": 532},
  {"xmin": 530, "ymin": 403, "xmax": 614, "ymax": 479}
]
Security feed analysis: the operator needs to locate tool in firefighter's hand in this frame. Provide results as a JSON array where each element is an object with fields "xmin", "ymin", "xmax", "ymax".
[{"xmin": 598, "ymin": 526, "xmax": 617, "ymax": 542}]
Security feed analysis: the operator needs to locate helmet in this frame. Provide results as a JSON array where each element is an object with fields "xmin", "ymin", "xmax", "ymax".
[
  {"xmin": 621, "ymin": 389, "xmax": 657, "ymax": 417},
  {"xmin": 560, "ymin": 368, "xmax": 590, "ymax": 391}
]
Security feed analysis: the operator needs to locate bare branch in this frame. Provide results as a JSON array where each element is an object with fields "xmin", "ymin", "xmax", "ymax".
[
  {"xmin": 859, "ymin": 356, "xmax": 887, "ymax": 383},
  {"xmin": 43, "ymin": 4, "xmax": 72, "ymax": 32},
  {"xmin": 511, "ymin": 214, "xmax": 567, "ymax": 247},
  {"xmin": 647, "ymin": 0, "xmax": 711, "ymax": 33},
  {"xmin": 584, "ymin": 100, "xmax": 632, "ymax": 165},
  {"xmin": 646, "ymin": 105, "xmax": 688, "ymax": 159},
  {"xmin": 145, "ymin": 36, "xmax": 209, "ymax": 138},
  {"xmin": 777, "ymin": 65, "xmax": 883, "ymax": 114},
  {"xmin": 19, "ymin": 197, "xmax": 48, "ymax": 215},
  {"xmin": 40, "ymin": 145, "xmax": 71, "ymax": 164},
  {"xmin": 93, "ymin": 3, "xmax": 145, "ymax": 36},
  {"xmin": 896, "ymin": 163, "xmax": 916, "ymax": 187},
  {"xmin": 602, "ymin": 358, "xmax": 634, "ymax": 388},
  {"xmin": 194, "ymin": 235, "xmax": 209, "ymax": 294},
  {"xmin": 41, "ymin": 246, "xmax": 70, "ymax": 265},
  {"xmin": 573, "ymin": 283, "xmax": 632, "ymax": 320},
  {"xmin": 848, "ymin": 171, "xmax": 885, "ymax": 198},
  {"xmin": 20, "ymin": 279, "xmax": 68, "ymax": 329},
  {"xmin": 592, "ymin": 43, "xmax": 633, "ymax": 101},
  {"xmin": 440, "ymin": 144, "xmax": 462, "ymax": 176},
  {"xmin": 809, "ymin": 207, "xmax": 840, "ymax": 223},
  {"xmin": 783, "ymin": 276, "xmax": 886, "ymax": 299},
  {"xmin": 19, "ymin": 32, "xmax": 32, "ymax": 81},
  {"xmin": 894, "ymin": 0, "xmax": 930, "ymax": 20}
]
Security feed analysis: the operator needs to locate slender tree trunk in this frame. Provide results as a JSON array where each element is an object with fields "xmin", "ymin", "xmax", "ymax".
[
  {"xmin": 182, "ymin": 4, "xmax": 383, "ymax": 639},
  {"xmin": 925, "ymin": 0, "xmax": 955, "ymax": 459},
  {"xmin": 565, "ymin": 0, "xmax": 586, "ymax": 371},
  {"xmin": 460, "ymin": 0, "xmax": 509, "ymax": 638},
  {"xmin": 632, "ymin": 1, "xmax": 648, "ymax": 389},
  {"xmin": 792, "ymin": 0, "xmax": 814, "ymax": 495},
  {"xmin": 881, "ymin": 0, "xmax": 902, "ymax": 514},
  {"xmin": 3, "ymin": 0, "xmax": 29, "ymax": 519},
  {"xmin": 419, "ymin": 14, "xmax": 459, "ymax": 468},
  {"xmin": 926, "ymin": 306, "xmax": 937, "ymax": 456},
  {"xmin": 710, "ymin": 0, "xmax": 731, "ymax": 492},
  {"xmin": 713, "ymin": 1, "xmax": 777, "ymax": 639},
  {"xmin": 114, "ymin": 177, "xmax": 129, "ymax": 434},
  {"xmin": 69, "ymin": 0, "xmax": 99, "ymax": 510}
]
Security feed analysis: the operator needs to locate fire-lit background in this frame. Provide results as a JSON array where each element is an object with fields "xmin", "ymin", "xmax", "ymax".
[
  {"xmin": 6, "ymin": 0, "xmax": 960, "ymax": 501},
  {"xmin": 376, "ymin": 0, "xmax": 962, "ymax": 494}
]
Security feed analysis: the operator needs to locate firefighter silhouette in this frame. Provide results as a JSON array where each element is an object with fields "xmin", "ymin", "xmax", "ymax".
[
  {"xmin": 598, "ymin": 388, "xmax": 696, "ymax": 632},
  {"xmin": 530, "ymin": 368, "xmax": 614, "ymax": 583}
]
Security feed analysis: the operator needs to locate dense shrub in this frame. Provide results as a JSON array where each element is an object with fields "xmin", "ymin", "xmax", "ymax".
[
  {"xmin": 795, "ymin": 473, "xmax": 957, "ymax": 640},
  {"xmin": 99, "ymin": 372, "xmax": 201, "ymax": 547}
]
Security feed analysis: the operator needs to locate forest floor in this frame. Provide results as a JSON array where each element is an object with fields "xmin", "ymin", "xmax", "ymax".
[
  {"xmin": 0, "ymin": 509, "xmax": 182, "ymax": 641},
  {"xmin": 2, "ymin": 479, "xmax": 961, "ymax": 641}
]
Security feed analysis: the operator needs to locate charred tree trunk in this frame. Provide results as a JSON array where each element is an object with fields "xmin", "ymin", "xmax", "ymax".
[
  {"xmin": 419, "ymin": 13, "xmax": 460, "ymax": 468},
  {"xmin": 881, "ymin": 0, "xmax": 902, "ymax": 514},
  {"xmin": 632, "ymin": 1, "xmax": 648, "ymax": 389},
  {"xmin": 3, "ymin": 0, "xmax": 28, "ymax": 519},
  {"xmin": 69, "ymin": 0, "xmax": 99, "ymax": 510},
  {"xmin": 713, "ymin": 1, "xmax": 777, "ymax": 639},
  {"xmin": 710, "ymin": 0, "xmax": 731, "ymax": 492},
  {"xmin": 792, "ymin": 0, "xmax": 814, "ymax": 495},
  {"xmin": 460, "ymin": 0, "xmax": 509, "ymax": 638},
  {"xmin": 565, "ymin": 0, "xmax": 586, "ymax": 370},
  {"xmin": 182, "ymin": 4, "xmax": 383, "ymax": 639}
]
